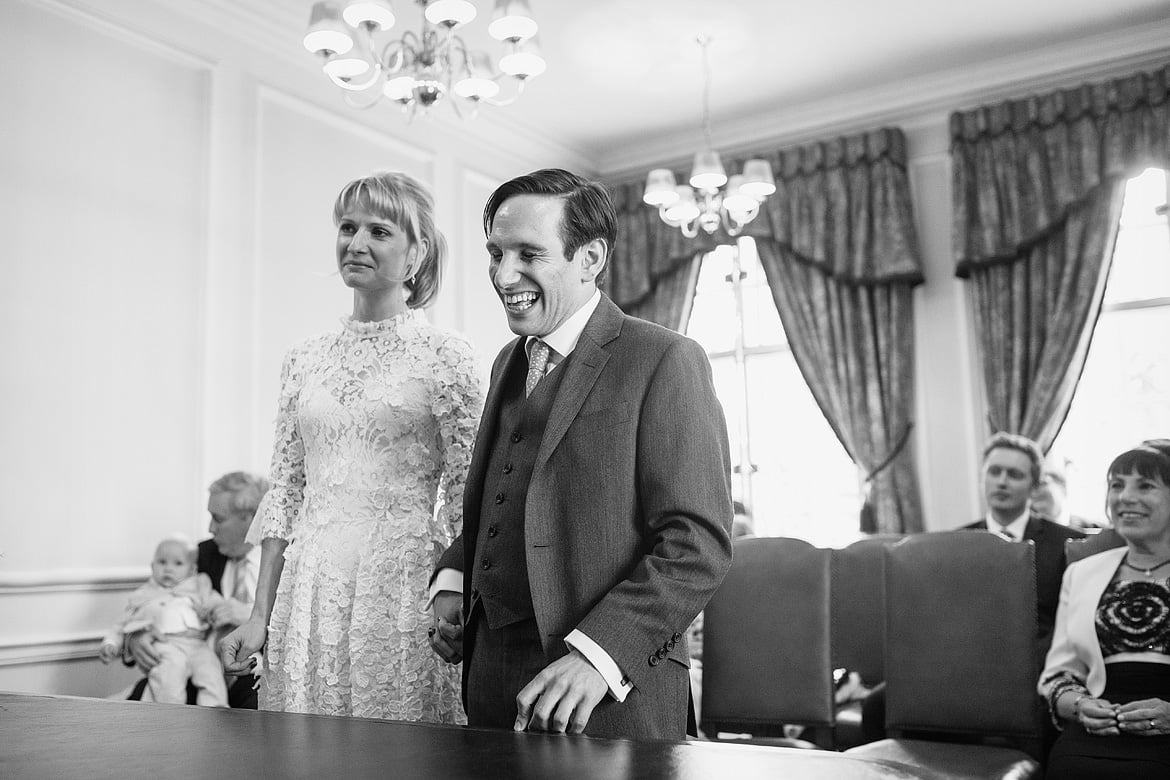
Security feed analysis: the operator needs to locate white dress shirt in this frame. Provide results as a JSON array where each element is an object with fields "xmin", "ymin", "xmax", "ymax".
[
  {"xmin": 222, "ymin": 544, "xmax": 261, "ymax": 609},
  {"xmin": 985, "ymin": 508, "xmax": 1030, "ymax": 541}
]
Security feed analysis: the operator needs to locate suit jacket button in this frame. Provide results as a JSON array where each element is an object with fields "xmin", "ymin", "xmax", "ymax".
[
  {"xmin": 648, "ymin": 655, "xmax": 659, "ymax": 667},
  {"xmin": 656, "ymin": 648, "xmax": 667, "ymax": 659},
  {"xmin": 672, "ymin": 632, "xmax": 682, "ymax": 642},
  {"xmin": 488, "ymin": 525, "xmax": 498, "ymax": 537},
  {"xmin": 495, "ymin": 493, "xmax": 505, "ymax": 504},
  {"xmin": 503, "ymin": 464, "xmax": 513, "ymax": 474},
  {"xmin": 666, "ymin": 640, "xmax": 676, "ymax": 651},
  {"xmin": 481, "ymin": 560, "xmax": 491, "ymax": 570},
  {"xmin": 511, "ymin": 432, "xmax": 522, "ymax": 443}
]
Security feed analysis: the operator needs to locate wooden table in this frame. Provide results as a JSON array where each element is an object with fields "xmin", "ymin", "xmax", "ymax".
[{"xmin": 0, "ymin": 693, "xmax": 930, "ymax": 779}]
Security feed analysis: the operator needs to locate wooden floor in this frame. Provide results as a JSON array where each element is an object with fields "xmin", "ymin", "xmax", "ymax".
[{"xmin": 0, "ymin": 692, "xmax": 934, "ymax": 779}]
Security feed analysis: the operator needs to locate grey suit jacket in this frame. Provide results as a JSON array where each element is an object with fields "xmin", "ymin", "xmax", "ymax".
[{"xmin": 438, "ymin": 294, "xmax": 734, "ymax": 692}]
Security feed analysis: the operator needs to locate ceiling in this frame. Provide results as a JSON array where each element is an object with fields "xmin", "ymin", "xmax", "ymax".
[{"xmin": 246, "ymin": 0, "xmax": 1170, "ymax": 174}]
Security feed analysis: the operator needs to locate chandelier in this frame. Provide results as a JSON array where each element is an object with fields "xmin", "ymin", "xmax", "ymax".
[
  {"xmin": 642, "ymin": 36, "xmax": 775, "ymax": 238},
  {"xmin": 303, "ymin": 0, "xmax": 545, "ymax": 119}
]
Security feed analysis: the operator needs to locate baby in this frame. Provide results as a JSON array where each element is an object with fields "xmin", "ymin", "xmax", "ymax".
[{"xmin": 100, "ymin": 535, "xmax": 229, "ymax": 706}]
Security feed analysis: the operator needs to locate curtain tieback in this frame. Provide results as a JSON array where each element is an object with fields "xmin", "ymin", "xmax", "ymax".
[{"xmin": 864, "ymin": 422, "xmax": 915, "ymax": 483}]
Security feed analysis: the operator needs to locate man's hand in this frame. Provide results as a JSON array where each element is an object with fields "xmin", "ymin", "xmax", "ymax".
[
  {"xmin": 219, "ymin": 617, "xmax": 266, "ymax": 676},
  {"xmin": 211, "ymin": 599, "xmax": 252, "ymax": 628},
  {"xmin": 125, "ymin": 630, "xmax": 161, "ymax": 671},
  {"xmin": 514, "ymin": 649, "xmax": 608, "ymax": 735},
  {"xmin": 429, "ymin": 591, "xmax": 463, "ymax": 664}
]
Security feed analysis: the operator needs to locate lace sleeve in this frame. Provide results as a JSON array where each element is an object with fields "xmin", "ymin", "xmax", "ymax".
[
  {"xmin": 251, "ymin": 344, "xmax": 311, "ymax": 543},
  {"xmin": 432, "ymin": 334, "xmax": 484, "ymax": 544}
]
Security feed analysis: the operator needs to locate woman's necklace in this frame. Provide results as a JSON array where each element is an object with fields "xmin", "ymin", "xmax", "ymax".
[{"xmin": 1121, "ymin": 554, "xmax": 1170, "ymax": 576}]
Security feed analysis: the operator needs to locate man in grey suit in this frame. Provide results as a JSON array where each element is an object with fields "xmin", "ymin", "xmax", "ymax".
[{"xmin": 428, "ymin": 169, "xmax": 733, "ymax": 740}]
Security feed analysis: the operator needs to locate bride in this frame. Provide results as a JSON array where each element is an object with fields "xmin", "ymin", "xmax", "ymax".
[{"xmin": 220, "ymin": 172, "xmax": 482, "ymax": 723}]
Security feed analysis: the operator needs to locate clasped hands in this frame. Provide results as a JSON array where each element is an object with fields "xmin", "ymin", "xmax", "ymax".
[
  {"xmin": 1077, "ymin": 696, "xmax": 1168, "ymax": 737},
  {"xmin": 427, "ymin": 590, "xmax": 608, "ymax": 734}
]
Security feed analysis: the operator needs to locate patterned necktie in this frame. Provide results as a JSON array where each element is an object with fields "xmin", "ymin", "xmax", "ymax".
[
  {"xmin": 525, "ymin": 339, "xmax": 550, "ymax": 398},
  {"xmin": 232, "ymin": 557, "xmax": 251, "ymax": 604}
]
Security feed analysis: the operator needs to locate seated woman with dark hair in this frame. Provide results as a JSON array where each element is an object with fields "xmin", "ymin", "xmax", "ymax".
[{"xmin": 1039, "ymin": 440, "xmax": 1170, "ymax": 779}]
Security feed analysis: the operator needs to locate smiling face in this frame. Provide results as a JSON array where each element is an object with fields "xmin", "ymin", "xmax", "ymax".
[
  {"xmin": 335, "ymin": 207, "xmax": 421, "ymax": 294},
  {"xmin": 151, "ymin": 540, "xmax": 195, "ymax": 588},
  {"xmin": 486, "ymin": 194, "xmax": 603, "ymax": 338},
  {"xmin": 983, "ymin": 447, "xmax": 1036, "ymax": 522},
  {"xmin": 1109, "ymin": 470, "xmax": 1170, "ymax": 547}
]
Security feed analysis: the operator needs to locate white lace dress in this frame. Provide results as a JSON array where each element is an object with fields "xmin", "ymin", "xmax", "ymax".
[{"xmin": 253, "ymin": 311, "xmax": 482, "ymax": 722}]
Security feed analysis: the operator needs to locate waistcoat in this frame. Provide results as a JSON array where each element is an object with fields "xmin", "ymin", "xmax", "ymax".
[{"xmin": 472, "ymin": 353, "xmax": 570, "ymax": 629}]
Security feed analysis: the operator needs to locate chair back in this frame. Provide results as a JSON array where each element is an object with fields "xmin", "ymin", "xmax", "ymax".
[
  {"xmin": 702, "ymin": 537, "xmax": 834, "ymax": 734},
  {"xmin": 1065, "ymin": 528, "xmax": 1125, "ymax": 565},
  {"xmin": 831, "ymin": 534, "xmax": 903, "ymax": 686},
  {"xmin": 883, "ymin": 531, "xmax": 1040, "ymax": 739}
]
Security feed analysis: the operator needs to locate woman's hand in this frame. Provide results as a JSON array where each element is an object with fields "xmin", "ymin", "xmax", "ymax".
[
  {"xmin": 219, "ymin": 617, "xmax": 266, "ymax": 676},
  {"xmin": 1117, "ymin": 698, "xmax": 1170, "ymax": 736},
  {"xmin": 1077, "ymin": 696, "xmax": 1120, "ymax": 736}
]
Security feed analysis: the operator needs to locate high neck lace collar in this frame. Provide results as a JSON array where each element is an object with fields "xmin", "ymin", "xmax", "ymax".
[{"xmin": 341, "ymin": 310, "xmax": 417, "ymax": 338}]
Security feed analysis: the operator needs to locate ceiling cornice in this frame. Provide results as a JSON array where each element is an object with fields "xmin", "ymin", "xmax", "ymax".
[{"xmin": 598, "ymin": 18, "xmax": 1170, "ymax": 180}]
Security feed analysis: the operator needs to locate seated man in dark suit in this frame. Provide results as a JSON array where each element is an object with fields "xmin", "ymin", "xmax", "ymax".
[
  {"xmin": 127, "ymin": 471, "xmax": 269, "ymax": 708},
  {"xmin": 962, "ymin": 432, "xmax": 1085, "ymax": 653}
]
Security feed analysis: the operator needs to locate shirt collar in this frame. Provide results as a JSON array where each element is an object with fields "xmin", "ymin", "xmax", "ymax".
[
  {"xmin": 527, "ymin": 289, "xmax": 601, "ymax": 362},
  {"xmin": 986, "ymin": 507, "xmax": 1030, "ymax": 540}
]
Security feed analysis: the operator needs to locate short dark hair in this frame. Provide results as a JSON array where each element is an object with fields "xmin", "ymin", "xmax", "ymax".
[
  {"xmin": 1108, "ymin": 443, "xmax": 1170, "ymax": 486},
  {"xmin": 482, "ymin": 168, "xmax": 616, "ymax": 285},
  {"xmin": 982, "ymin": 432, "xmax": 1043, "ymax": 487}
]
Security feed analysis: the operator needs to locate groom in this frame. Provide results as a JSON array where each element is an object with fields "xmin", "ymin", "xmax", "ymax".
[{"xmin": 429, "ymin": 169, "xmax": 733, "ymax": 740}]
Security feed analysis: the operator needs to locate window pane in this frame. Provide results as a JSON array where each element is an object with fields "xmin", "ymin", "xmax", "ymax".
[
  {"xmin": 1052, "ymin": 304, "xmax": 1170, "ymax": 521},
  {"xmin": 1105, "ymin": 168, "xmax": 1170, "ymax": 305},
  {"xmin": 745, "ymin": 352, "xmax": 864, "ymax": 548},
  {"xmin": 1052, "ymin": 167, "xmax": 1170, "ymax": 523}
]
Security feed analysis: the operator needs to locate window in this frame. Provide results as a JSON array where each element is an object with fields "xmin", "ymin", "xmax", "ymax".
[
  {"xmin": 1050, "ymin": 167, "xmax": 1170, "ymax": 522},
  {"xmin": 685, "ymin": 237, "xmax": 865, "ymax": 547}
]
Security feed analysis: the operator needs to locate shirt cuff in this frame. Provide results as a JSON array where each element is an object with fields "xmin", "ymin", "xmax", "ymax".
[
  {"xmin": 565, "ymin": 629, "xmax": 633, "ymax": 703},
  {"xmin": 427, "ymin": 568, "xmax": 463, "ymax": 610}
]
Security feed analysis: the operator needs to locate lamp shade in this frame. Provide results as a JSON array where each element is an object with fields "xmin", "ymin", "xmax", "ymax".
[
  {"xmin": 304, "ymin": 1, "xmax": 354, "ymax": 55},
  {"xmin": 739, "ymin": 158, "xmax": 776, "ymax": 199},
  {"xmin": 663, "ymin": 186, "xmax": 700, "ymax": 224},
  {"xmin": 454, "ymin": 51, "xmax": 501, "ymax": 99},
  {"xmin": 384, "ymin": 74, "xmax": 416, "ymax": 102},
  {"xmin": 341, "ymin": 0, "xmax": 396, "ymax": 31},
  {"xmin": 689, "ymin": 150, "xmax": 727, "ymax": 190},
  {"xmin": 643, "ymin": 169, "xmax": 680, "ymax": 207},
  {"xmin": 499, "ymin": 36, "xmax": 545, "ymax": 78},
  {"xmin": 722, "ymin": 175, "xmax": 758, "ymax": 216},
  {"xmin": 489, "ymin": 0, "xmax": 538, "ymax": 41},
  {"xmin": 425, "ymin": 0, "xmax": 477, "ymax": 28}
]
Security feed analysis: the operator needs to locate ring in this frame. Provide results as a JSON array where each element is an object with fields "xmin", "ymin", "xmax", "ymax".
[{"xmin": 1151, "ymin": 719, "xmax": 1156, "ymax": 730}]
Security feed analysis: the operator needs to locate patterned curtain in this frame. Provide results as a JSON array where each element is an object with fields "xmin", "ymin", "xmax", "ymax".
[
  {"xmin": 605, "ymin": 127, "xmax": 926, "ymax": 534},
  {"xmin": 952, "ymin": 64, "xmax": 1170, "ymax": 450}
]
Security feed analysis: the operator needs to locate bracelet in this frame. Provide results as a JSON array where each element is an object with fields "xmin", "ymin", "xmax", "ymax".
[{"xmin": 1071, "ymin": 693, "xmax": 1088, "ymax": 719}]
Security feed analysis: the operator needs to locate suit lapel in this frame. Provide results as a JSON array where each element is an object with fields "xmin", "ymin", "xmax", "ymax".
[{"xmin": 534, "ymin": 295, "xmax": 624, "ymax": 470}]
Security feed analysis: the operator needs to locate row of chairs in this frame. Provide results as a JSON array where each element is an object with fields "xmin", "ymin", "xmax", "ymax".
[{"xmin": 701, "ymin": 531, "xmax": 1045, "ymax": 779}]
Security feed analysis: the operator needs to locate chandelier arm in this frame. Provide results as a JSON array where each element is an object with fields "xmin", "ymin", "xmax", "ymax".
[
  {"xmin": 328, "ymin": 62, "xmax": 384, "ymax": 92},
  {"xmin": 474, "ymin": 78, "xmax": 527, "ymax": 107}
]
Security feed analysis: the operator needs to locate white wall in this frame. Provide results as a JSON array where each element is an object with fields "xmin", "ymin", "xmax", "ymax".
[{"xmin": 0, "ymin": 0, "xmax": 561, "ymax": 696}]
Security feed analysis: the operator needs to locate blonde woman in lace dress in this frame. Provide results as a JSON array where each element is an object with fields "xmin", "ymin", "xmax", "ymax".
[{"xmin": 220, "ymin": 172, "xmax": 483, "ymax": 723}]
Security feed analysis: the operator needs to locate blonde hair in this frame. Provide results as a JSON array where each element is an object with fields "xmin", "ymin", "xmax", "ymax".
[{"xmin": 333, "ymin": 171, "xmax": 447, "ymax": 308}]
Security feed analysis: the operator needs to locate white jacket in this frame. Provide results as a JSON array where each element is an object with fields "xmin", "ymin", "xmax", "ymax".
[{"xmin": 1038, "ymin": 546, "xmax": 1127, "ymax": 698}]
